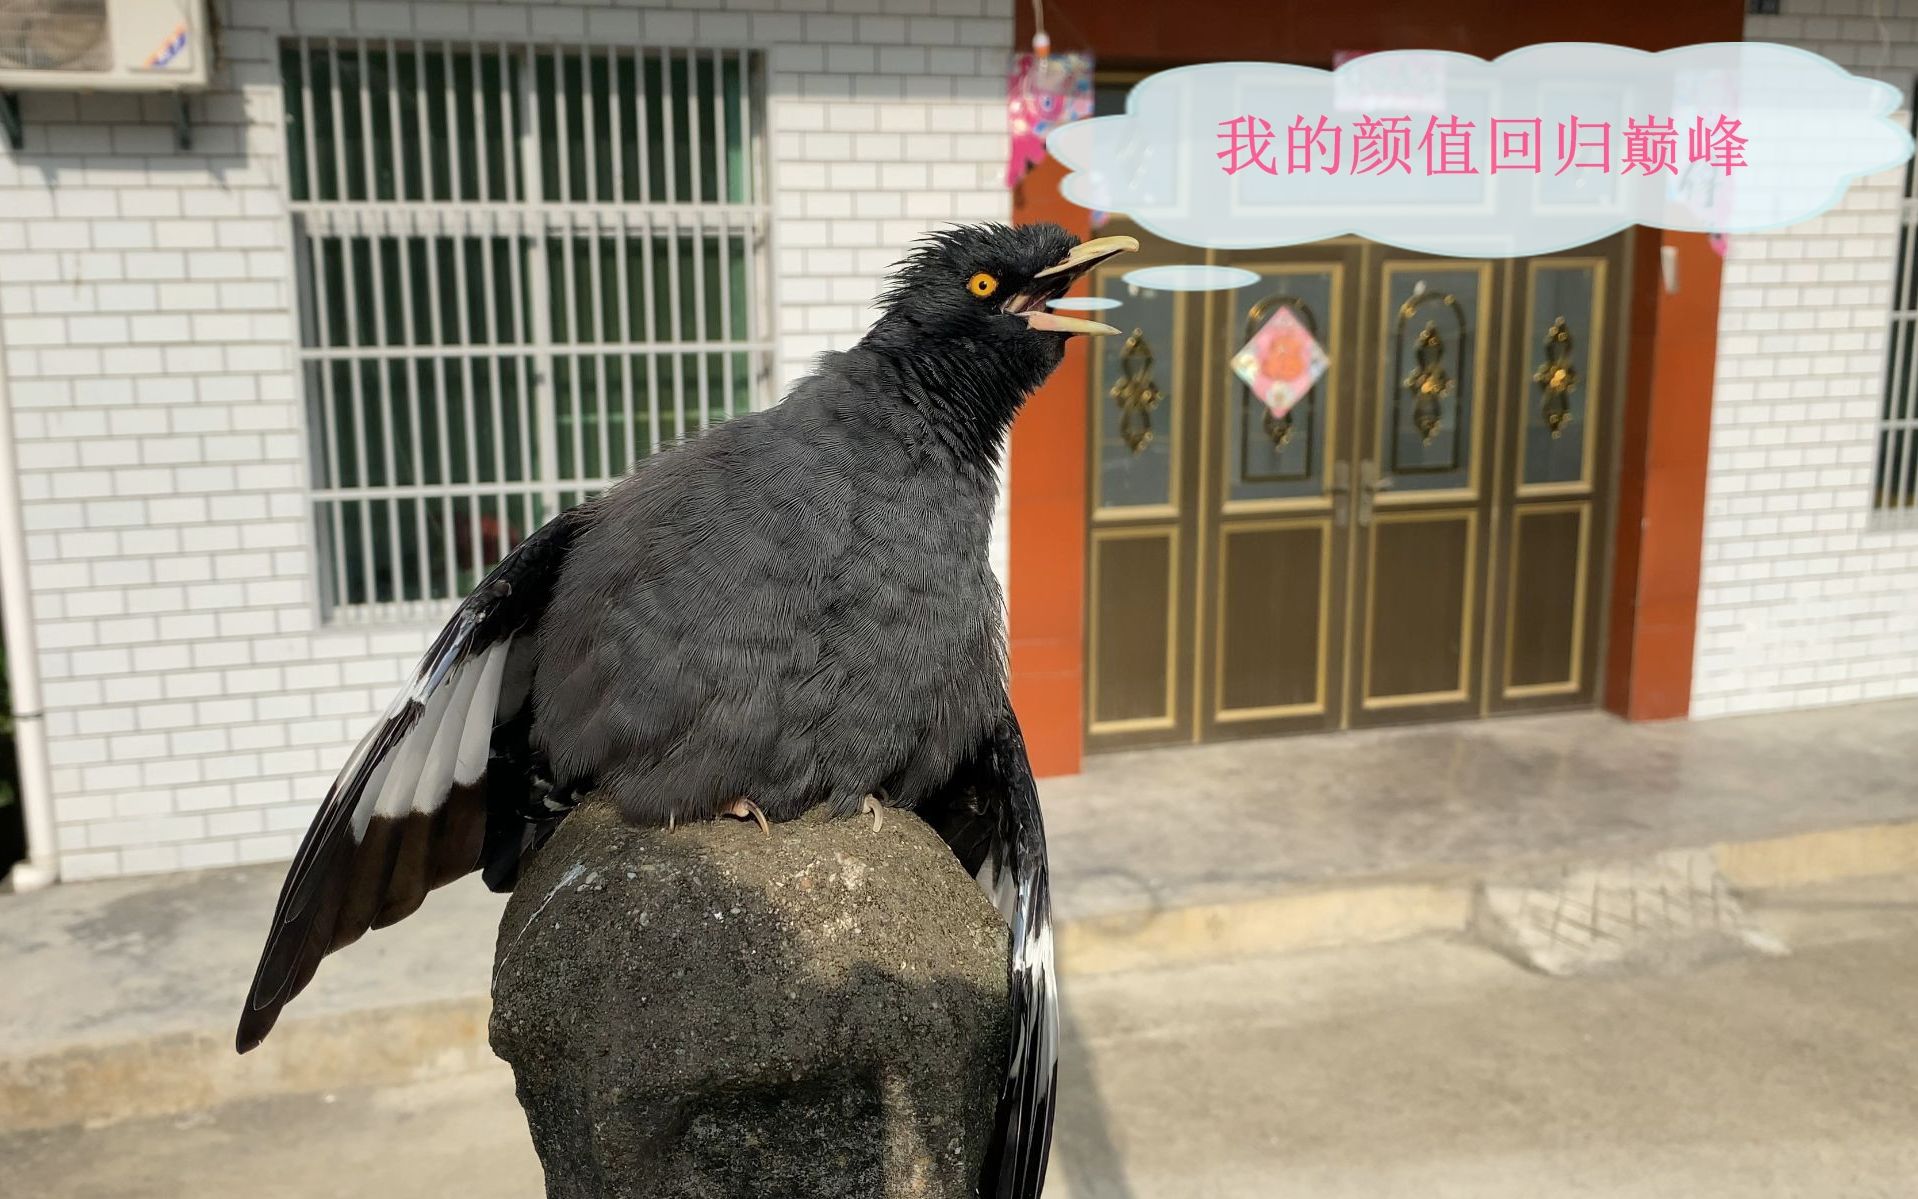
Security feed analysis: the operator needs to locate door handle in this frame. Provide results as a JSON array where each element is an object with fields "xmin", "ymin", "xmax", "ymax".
[
  {"xmin": 1330, "ymin": 460, "xmax": 1351, "ymax": 528},
  {"xmin": 1357, "ymin": 459, "xmax": 1392, "ymax": 526}
]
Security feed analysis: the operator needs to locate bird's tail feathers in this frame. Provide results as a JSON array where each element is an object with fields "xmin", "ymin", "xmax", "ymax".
[
  {"xmin": 980, "ymin": 833, "xmax": 1058, "ymax": 1199},
  {"xmin": 973, "ymin": 718, "xmax": 1058, "ymax": 1199}
]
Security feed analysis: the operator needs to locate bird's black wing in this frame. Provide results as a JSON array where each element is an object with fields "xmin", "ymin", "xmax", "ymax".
[
  {"xmin": 236, "ymin": 509, "xmax": 582, "ymax": 1053},
  {"xmin": 924, "ymin": 708, "xmax": 1057, "ymax": 1199}
]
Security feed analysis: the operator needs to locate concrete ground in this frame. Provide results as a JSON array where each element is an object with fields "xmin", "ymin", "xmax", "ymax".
[
  {"xmin": 1044, "ymin": 699, "xmax": 1918, "ymax": 919},
  {"xmin": 13, "ymin": 872, "xmax": 1918, "ymax": 1198}
]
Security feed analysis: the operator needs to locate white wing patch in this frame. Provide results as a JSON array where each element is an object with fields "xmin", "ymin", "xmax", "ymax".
[
  {"xmin": 345, "ymin": 639, "xmax": 514, "ymax": 841},
  {"xmin": 375, "ymin": 675, "xmax": 456, "ymax": 821},
  {"xmin": 410, "ymin": 650, "xmax": 487, "ymax": 814},
  {"xmin": 454, "ymin": 640, "xmax": 511, "ymax": 789}
]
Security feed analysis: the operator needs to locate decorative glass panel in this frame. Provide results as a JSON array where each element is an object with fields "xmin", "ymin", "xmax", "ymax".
[
  {"xmin": 1228, "ymin": 269, "xmax": 1333, "ymax": 503},
  {"xmin": 1095, "ymin": 280, "xmax": 1177, "ymax": 509},
  {"xmin": 1378, "ymin": 266, "xmax": 1481, "ymax": 493},
  {"xmin": 1522, "ymin": 265, "xmax": 1597, "ymax": 487}
]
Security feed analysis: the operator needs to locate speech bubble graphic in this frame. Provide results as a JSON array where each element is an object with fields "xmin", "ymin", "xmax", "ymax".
[
  {"xmin": 1123, "ymin": 264, "xmax": 1261, "ymax": 291},
  {"xmin": 1047, "ymin": 43, "xmax": 1914, "ymax": 258}
]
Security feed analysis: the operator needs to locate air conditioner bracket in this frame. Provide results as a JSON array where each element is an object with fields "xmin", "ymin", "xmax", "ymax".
[{"xmin": 0, "ymin": 92, "xmax": 191, "ymax": 153}]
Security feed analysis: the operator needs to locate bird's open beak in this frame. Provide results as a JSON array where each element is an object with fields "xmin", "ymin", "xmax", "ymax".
[{"xmin": 1007, "ymin": 235, "xmax": 1139, "ymax": 337}]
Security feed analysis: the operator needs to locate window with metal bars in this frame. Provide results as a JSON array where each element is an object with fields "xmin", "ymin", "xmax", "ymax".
[
  {"xmin": 1878, "ymin": 88, "xmax": 1918, "ymax": 517},
  {"xmin": 281, "ymin": 38, "xmax": 771, "ymax": 621}
]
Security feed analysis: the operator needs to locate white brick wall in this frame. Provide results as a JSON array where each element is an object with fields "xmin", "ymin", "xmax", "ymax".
[
  {"xmin": 1692, "ymin": 3, "xmax": 1918, "ymax": 716},
  {"xmin": 0, "ymin": 0, "xmax": 1010, "ymax": 880}
]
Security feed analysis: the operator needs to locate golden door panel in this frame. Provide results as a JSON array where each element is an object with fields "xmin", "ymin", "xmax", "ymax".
[
  {"xmin": 1084, "ymin": 231, "xmax": 1202, "ymax": 750},
  {"xmin": 1489, "ymin": 246, "xmax": 1618, "ymax": 714},
  {"xmin": 1196, "ymin": 248, "xmax": 1357, "ymax": 741},
  {"xmin": 1362, "ymin": 511, "xmax": 1478, "ymax": 708},
  {"xmin": 1503, "ymin": 503, "xmax": 1590, "ymax": 696},
  {"xmin": 1088, "ymin": 528, "xmax": 1179, "ymax": 731},
  {"xmin": 1349, "ymin": 255, "xmax": 1495, "ymax": 727},
  {"xmin": 1213, "ymin": 519, "xmax": 1331, "ymax": 721}
]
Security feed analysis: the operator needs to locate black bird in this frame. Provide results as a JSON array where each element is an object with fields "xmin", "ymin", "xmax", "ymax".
[{"xmin": 237, "ymin": 222, "xmax": 1137, "ymax": 1197}]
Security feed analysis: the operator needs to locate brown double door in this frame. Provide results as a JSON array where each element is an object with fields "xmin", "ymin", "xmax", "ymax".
[{"xmin": 1084, "ymin": 232, "xmax": 1629, "ymax": 750}]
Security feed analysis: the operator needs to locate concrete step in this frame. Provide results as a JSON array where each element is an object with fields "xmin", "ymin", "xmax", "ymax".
[
  {"xmin": 9, "ymin": 812, "xmax": 1918, "ymax": 1133},
  {"xmin": 1471, "ymin": 848, "xmax": 1789, "ymax": 975},
  {"xmin": 1060, "ymin": 819, "xmax": 1918, "ymax": 976}
]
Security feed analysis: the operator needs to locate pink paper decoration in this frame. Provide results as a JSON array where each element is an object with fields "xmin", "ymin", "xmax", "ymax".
[
  {"xmin": 1005, "ymin": 47, "xmax": 1092, "ymax": 189},
  {"xmin": 1231, "ymin": 306, "xmax": 1329, "ymax": 420}
]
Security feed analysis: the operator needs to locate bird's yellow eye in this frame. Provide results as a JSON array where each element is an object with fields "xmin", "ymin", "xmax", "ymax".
[{"xmin": 968, "ymin": 272, "xmax": 999, "ymax": 299}]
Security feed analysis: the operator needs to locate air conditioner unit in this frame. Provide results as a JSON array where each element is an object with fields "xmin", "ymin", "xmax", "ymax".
[{"xmin": 0, "ymin": 0, "xmax": 209, "ymax": 92}]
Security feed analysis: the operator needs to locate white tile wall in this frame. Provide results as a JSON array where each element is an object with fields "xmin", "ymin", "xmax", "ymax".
[
  {"xmin": 1692, "ymin": 3, "xmax": 1918, "ymax": 716},
  {"xmin": 0, "ymin": 0, "xmax": 1011, "ymax": 879}
]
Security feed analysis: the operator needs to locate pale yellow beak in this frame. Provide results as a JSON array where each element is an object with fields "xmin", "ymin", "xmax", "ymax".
[
  {"xmin": 1031, "ymin": 235, "xmax": 1141, "ymax": 280},
  {"xmin": 1021, "ymin": 310, "xmax": 1121, "ymax": 336}
]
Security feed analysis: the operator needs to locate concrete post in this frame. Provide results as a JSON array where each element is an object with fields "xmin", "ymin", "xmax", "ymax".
[{"xmin": 490, "ymin": 802, "xmax": 1012, "ymax": 1198}]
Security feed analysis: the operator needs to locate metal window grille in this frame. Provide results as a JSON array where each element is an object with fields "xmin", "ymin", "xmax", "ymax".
[
  {"xmin": 281, "ymin": 38, "xmax": 772, "ymax": 621},
  {"xmin": 1877, "ymin": 89, "xmax": 1918, "ymax": 516}
]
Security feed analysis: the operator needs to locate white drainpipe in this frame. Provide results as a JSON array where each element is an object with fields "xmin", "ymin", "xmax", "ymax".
[{"xmin": 0, "ymin": 313, "xmax": 58, "ymax": 892}]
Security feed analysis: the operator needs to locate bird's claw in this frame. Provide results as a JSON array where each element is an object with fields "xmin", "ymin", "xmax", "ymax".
[
  {"xmin": 723, "ymin": 797, "xmax": 771, "ymax": 836},
  {"xmin": 860, "ymin": 794, "xmax": 885, "ymax": 832}
]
